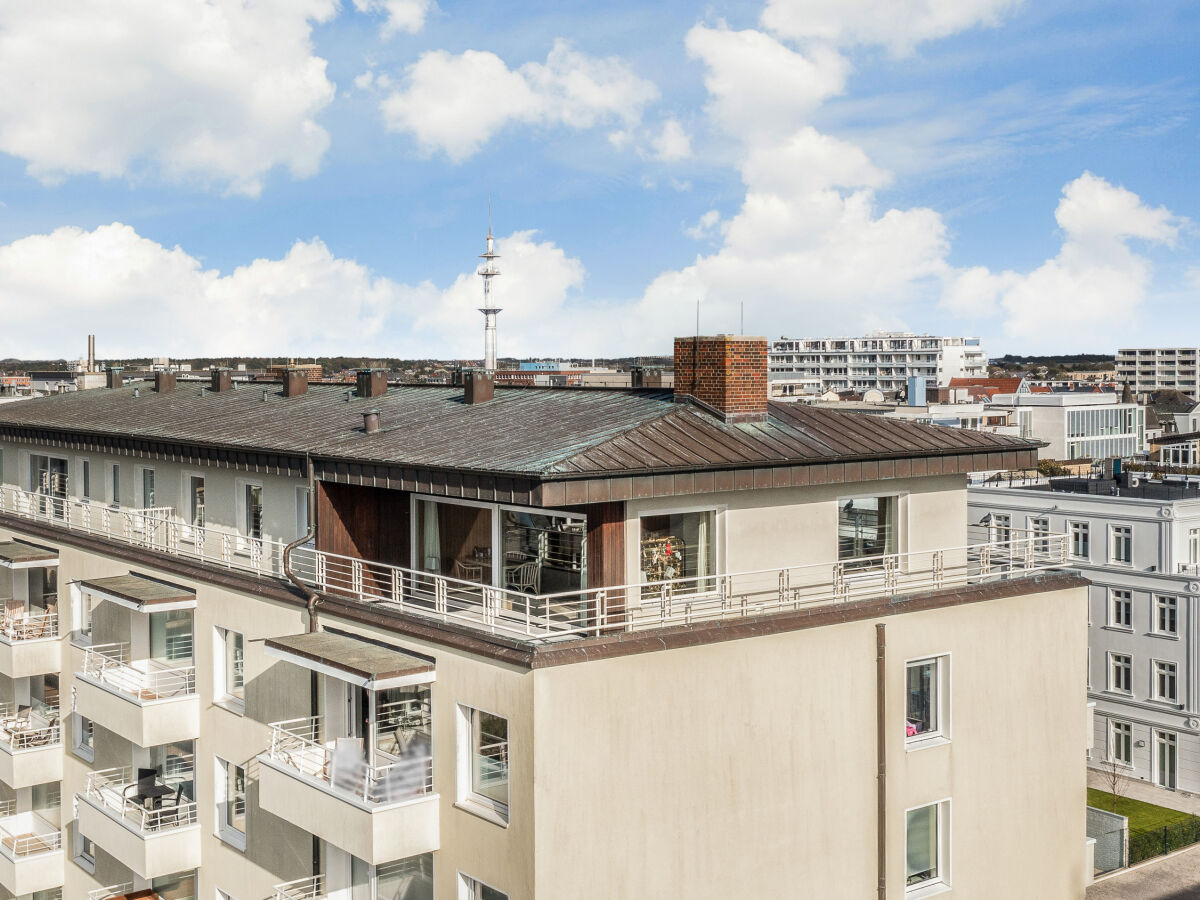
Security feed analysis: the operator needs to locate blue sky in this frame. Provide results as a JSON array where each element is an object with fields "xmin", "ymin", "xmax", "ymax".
[{"xmin": 0, "ymin": 0, "xmax": 1197, "ymax": 360}]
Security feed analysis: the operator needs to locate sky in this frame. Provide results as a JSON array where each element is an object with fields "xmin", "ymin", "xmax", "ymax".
[{"xmin": 0, "ymin": 0, "xmax": 1198, "ymax": 361}]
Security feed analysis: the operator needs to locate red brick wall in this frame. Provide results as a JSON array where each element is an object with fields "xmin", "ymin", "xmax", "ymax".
[{"xmin": 674, "ymin": 335, "xmax": 768, "ymax": 422}]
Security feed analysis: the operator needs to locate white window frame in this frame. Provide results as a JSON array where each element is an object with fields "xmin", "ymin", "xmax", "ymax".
[
  {"xmin": 635, "ymin": 502, "xmax": 725, "ymax": 593},
  {"xmin": 904, "ymin": 653, "xmax": 950, "ymax": 750},
  {"xmin": 295, "ymin": 485, "xmax": 312, "ymax": 541},
  {"xmin": 458, "ymin": 872, "xmax": 508, "ymax": 900},
  {"xmin": 1153, "ymin": 659, "xmax": 1178, "ymax": 704},
  {"xmin": 71, "ymin": 713, "xmax": 94, "ymax": 762},
  {"xmin": 836, "ymin": 491, "xmax": 906, "ymax": 567},
  {"xmin": 110, "ymin": 462, "xmax": 121, "ymax": 506},
  {"xmin": 213, "ymin": 627, "xmax": 246, "ymax": 715},
  {"xmin": 1154, "ymin": 728, "xmax": 1179, "ymax": 790},
  {"xmin": 235, "ymin": 478, "xmax": 265, "ymax": 550},
  {"xmin": 70, "ymin": 581, "xmax": 92, "ymax": 646},
  {"xmin": 76, "ymin": 456, "xmax": 92, "ymax": 502},
  {"xmin": 182, "ymin": 470, "xmax": 207, "ymax": 540},
  {"xmin": 1109, "ymin": 524, "xmax": 1133, "ymax": 566},
  {"xmin": 136, "ymin": 464, "xmax": 157, "ymax": 508},
  {"xmin": 1109, "ymin": 589, "xmax": 1133, "ymax": 630},
  {"xmin": 904, "ymin": 798, "xmax": 951, "ymax": 897},
  {"xmin": 1108, "ymin": 652, "xmax": 1133, "ymax": 695},
  {"xmin": 1154, "ymin": 595, "xmax": 1178, "ymax": 637},
  {"xmin": 456, "ymin": 703, "xmax": 510, "ymax": 827},
  {"xmin": 214, "ymin": 756, "xmax": 247, "ymax": 850}
]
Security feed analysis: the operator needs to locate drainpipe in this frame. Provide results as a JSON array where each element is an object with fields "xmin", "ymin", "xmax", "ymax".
[
  {"xmin": 876, "ymin": 622, "xmax": 887, "ymax": 900},
  {"xmin": 283, "ymin": 454, "xmax": 321, "ymax": 633}
]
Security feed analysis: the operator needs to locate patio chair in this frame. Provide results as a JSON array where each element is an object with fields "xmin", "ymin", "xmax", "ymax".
[
  {"xmin": 123, "ymin": 767, "xmax": 159, "ymax": 806},
  {"xmin": 506, "ymin": 560, "xmax": 541, "ymax": 594},
  {"xmin": 157, "ymin": 784, "xmax": 190, "ymax": 825}
]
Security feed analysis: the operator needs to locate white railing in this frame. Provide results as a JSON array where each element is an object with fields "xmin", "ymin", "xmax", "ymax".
[
  {"xmin": 0, "ymin": 485, "xmax": 287, "ymax": 577},
  {"xmin": 265, "ymin": 716, "xmax": 433, "ymax": 805},
  {"xmin": 83, "ymin": 765, "xmax": 197, "ymax": 833},
  {"xmin": 0, "ymin": 809, "xmax": 62, "ymax": 857},
  {"xmin": 0, "ymin": 597, "xmax": 59, "ymax": 642},
  {"xmin": 274, "ymin": 875, "xmax": 325, "ymax": 900},
  {"xmin": 80, "ymin": 642, "xmax": 196, "ymax": 701},
  {"xmin": 0, "ymin": 700, "xmax": 60, "ymax": 750},
  {"xmin": 1179, "ymin": 563, "xmax": 1200, "ymax": 577},
  {"xmin": 286, "ymin": 527, "xmax": 1068, "ymax": 644},
  {"xmin": 88, "ymin": 884, "xmax": 133, "ymax": 900}
]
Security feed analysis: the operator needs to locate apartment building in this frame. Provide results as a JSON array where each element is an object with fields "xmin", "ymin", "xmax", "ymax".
[
  {"xmin": 769, "ymin": 332, "xmax": 987, "ymax": 399},
  {"xmin": 0, "ymin": 336, "xmax": 1087, "ymax": 900},
  {"xmin": 1117, "ymin": 348, "xmax": 1200, "ymax": 399},
  {"xmin": 970, "ymin": 475, "xmax": 1200, "ymax": 796},
  {"xmin": 986, "ymin": 392, "xmax": 1146, "ymax": 460}
]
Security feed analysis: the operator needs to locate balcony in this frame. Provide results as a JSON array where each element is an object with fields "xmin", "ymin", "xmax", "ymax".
[
  {"xmin": 258, "ymin": 714, "xmax": 438, "ymax": 865},
  {"xmin": 76, "ymin": 766, "xmax": 199, "ymax": 879},
  {"xmin": 75, "ymin": 643, "xmax": 198, "ymax": 746},
  {"xmin": 274, "ymin": 876, "xmax": 325, "ymax": 900},
  {"xmin": 0, "ymin": 601, "xmax": 59, "ymax": 678},
  {"xmin": 0, "ymin": 802, "xmax": 63, "ymax": 896},
  {"xmin": 0, "ymin": 700, "xmax": 61, "ymax": 788}
]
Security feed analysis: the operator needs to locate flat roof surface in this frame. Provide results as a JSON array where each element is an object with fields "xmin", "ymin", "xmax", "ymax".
[
  {"xmin": 0, "ymin": 540, "xmax": 57, "ymax": 565},
  {"xmin": 266, "ymin": 631, "xmax": 434, "ymax": 683},
  {"xmin": 78, "ymin": 573, "xmax": 196, "ymax": 607}
]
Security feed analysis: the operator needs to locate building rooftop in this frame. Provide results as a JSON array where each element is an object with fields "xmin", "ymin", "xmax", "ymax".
[{"xmin": 1014, "ymin": 476, "xmax": 1200, "ymax": 504}]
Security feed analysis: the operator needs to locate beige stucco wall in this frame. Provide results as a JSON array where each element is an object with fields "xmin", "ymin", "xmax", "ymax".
[{"xmin": 529, "ymin": 584, "xmax": 1087, "ymax": 900}]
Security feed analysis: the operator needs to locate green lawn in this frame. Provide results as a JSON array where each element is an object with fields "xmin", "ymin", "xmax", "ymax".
[{"xmin": 1088, "ymin": 788, "xmax": 1195, "ymax": 832}]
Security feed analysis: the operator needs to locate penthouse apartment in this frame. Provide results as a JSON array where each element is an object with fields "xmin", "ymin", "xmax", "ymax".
[{"xmin": 0, "ymin": 335, "xmax": 1086, "ymax": 899}]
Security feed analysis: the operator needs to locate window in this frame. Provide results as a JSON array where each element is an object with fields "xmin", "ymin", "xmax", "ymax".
[
  {"xmin": 1029, "ymin": 516, "xmax": 1050, "ymax": 553},
  {"xmin": 111, "ymin": 463, "xmax": 120, "ymax": 505},
  {"xmin": 216, "ymin": 628, "xmax": 245, "ymax": 711},
  {"xmin": 1110, "ymin": 590, "xmax": 1132, "ymax": 629},
  {"xmin": 30, "ymin": 453, "xmax": 68, "ymax": 517},
  {"xmin": 73, "ymin": 582, "xmax": 93, "ymax": 643},
  {"xmin": 990, "ymin": 513, "xmax": 1011, "ymax": 544},
  {"xmin": 1111, "ymin": 525, "xmax": 1132, "ymax": 564},
  {"xmin": 906, "ymin": 802, "xmax": 948, "ymax": 892},
  {"xmin": 1190, "ymin": 528, "xmax": 1200, "ymax": 567},
  {"xmin": 838, "ymin": 496, "xmax": 898, "ymax": 565},
  {"xmin": 906, "ymin": 657, "xmax": 947, "ymax": 745},
  {"xmin": 296, "ymin": 486, "xmax": 312, "ymax": 539},
  {"xmin": 243, "ymin": 483, "xmax": 263, "ymax": 540},
  {"xmin": 458, "ymin": 705, "xmax": 509, "ymax": 823},
  {"xmin": 1111, "ymin": 720, "xmax": 1133, "ymax": 766},
  {"xmin": 216, "ymin": 758, "xmax": 247, "ymax": 848},
  {"xmin": 1109, "ymin": 653, "xmax": 1132, "ymax": 694},
  {"xmin": 152, "ymin": 870, "xmax": 197, "ymax": 900},
  {"xmin": 73, "ymin": 829, "xmax": 95, "ymax": 873},
  {"xmin": 187, "ymin": 475, "xmax": 205, "ymax": 529},
  {"xmin": 459, "ymin": 874, "xmax": 508, "ymax": 900},
  {"xmin": 639, "ymin": 509, "xmax": 717, "ymax": 591},
  {"xmin": 140, "ymin": 466, "xmax": 156, "ymax": 507},
  {"xmin": 79, "ymin": 458, "xmax": 91, "ymax": 500},
  {"xmin": 150, "ymin": 610, "xmax": 194, "ymax": 663},
  {"xmin": 1155, "ymin": 661, "xmax": 1178, "ymax": 703},
  {"xmin": 1156, "ymin": 596, "xmax": 1178, "ymax": 636},
  {"xmin": 72, "ymin": 714, "xmax": 94, "ymax": 761},
  {"xmin": 359, "ymin": 855, "xmax": 434, "ymax": 900}
]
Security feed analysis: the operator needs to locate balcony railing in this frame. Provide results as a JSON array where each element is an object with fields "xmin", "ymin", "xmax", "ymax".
[
  {"xmin": 80, "ymin": 643, "xmax": 196, "ymax": 701},
  {"xmin": 285, "ymin": 528, "xmax": 1067, "ymax": 644},
  {"xmin": 0, "ymin": 799, "xmax": 61, "ymax": 858},
  {"xmin": 1178, "ymin": 563, "xmax": 1200, "ymax": 577},
  {"xmin": 88, "ymin": 884, "xmax": 134, "ymax": 900},
  {"xmin": 0, "ymin": 486, "xmax": 286, "ymax": 578},
  {"xmin": 274, "ymin": 875, "xmax": 325, "ymax": 900},
  {"xmin": 265, "ymin": 716, "xmax": 433, "ymax": 805},
  {"xmin": 0, "ymin": 598, "xmax": 58, "ymax": 642},
  {"xmin": 0, "ymin": 700, "xmax": 60, "ymax": 750},
  {"xmin": 82, "ymin": 765, "xmax": 197, "ymax": 833}
]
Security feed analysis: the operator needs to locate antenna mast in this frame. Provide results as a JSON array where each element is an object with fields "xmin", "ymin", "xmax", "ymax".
[{"xmin": 478, "ymin": 203, "xmax": 501, "ymax": 371}]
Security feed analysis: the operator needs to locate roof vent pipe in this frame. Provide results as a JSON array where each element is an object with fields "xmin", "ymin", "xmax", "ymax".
[
  {"xmin": 106, "ymin": 367, "xmax": 123, "ymax": 389},
  {"xmin": 363, "ymin": 410, "xmax": 380, "ymax": 434}
]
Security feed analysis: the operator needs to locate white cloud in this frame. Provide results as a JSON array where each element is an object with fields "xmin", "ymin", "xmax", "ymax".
[
  {"xmin": 353, "ymin": 0, "xmax": 431, "ymax": 36},
  {"xmin": 0, "ymin": 0, "xmax": 338, "ymax": 196},
  {"xmin": 685, "ymin": 209, "xmax": 722, "ymax": 241},
  {"xmin": 0, "ymin": 223, "xmax": 593, "ymax": 359},
  {"xmin": 942, "ymin": 173, "xmax": 1184, "ymax": 350},
  {"xmin": 651, "ymin": 119, "xmax": 692, "ymax": 161},
  {"xmin": 760, "ymin": 0, "xmax": 1021, "ymax": 54},
  {"xmin": 379, "ymin": 40, "xmax": 659, "ymax": 161}
]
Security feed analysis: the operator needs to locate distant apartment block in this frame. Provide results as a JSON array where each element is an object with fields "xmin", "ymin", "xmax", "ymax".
[
  {"xmin": 971, "ymin": 475, "xmax": 1200, "ymax": 797},
  {"xmin": 769, "ymin": 332, "xmax": 987, "ymax": 399},
  {"xmin": 1117, "ymin": 348, "xmax": 1200, "ymax": 399}
]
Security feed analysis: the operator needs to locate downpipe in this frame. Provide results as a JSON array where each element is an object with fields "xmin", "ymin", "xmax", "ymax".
[
  {"xmin": 876, "ymin": 622, "xmax": 887, "ymax": 900},
  {"xmin": 282, "ymin": 455, "xmax": 321, "ymax": 633}
]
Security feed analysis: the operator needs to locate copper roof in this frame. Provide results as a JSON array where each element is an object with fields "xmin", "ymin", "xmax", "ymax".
[{"xmin": 0, "ymin": 383, "xmax": 1034, "ymax": 479}]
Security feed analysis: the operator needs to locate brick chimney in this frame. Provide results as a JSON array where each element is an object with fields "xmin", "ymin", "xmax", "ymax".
[
  {"xmin": 154, "ymin": 371, "xmax": 176, "ymax": 393},
  {"xmin": 105, "ymin": 367, "xmax": 123, "ymax": 389},
  {"xmin": 673, "ymin": 334, "xmax": 768, "ymax": 424},
  {"xmin": 282, "ymin": 368, "xmax": 308, "ymax": 398},
  {"xmin": 356, "ymin": 369, "xmax": 387, "ymax": 399},
  {"xmin": 210, "ymin": 369, "xmax": 232, "ymax": 392},
  {"xmin": 463, "ymin": 368, "xmax": 494, "ymax": 405}
]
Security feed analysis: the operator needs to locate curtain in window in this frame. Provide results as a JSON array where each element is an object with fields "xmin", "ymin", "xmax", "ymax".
[
  {"xmin": 421, "ymin": 500, "xmax": 440, "ymax": 572},
  {"xmin": 906, "ymin": 804, "xmax": 937, "ymax": 884}
]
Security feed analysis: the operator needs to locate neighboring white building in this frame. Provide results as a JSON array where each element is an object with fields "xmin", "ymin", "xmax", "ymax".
[
  {"xmin": 1117, "ymin": 348, "xmax": 1200, "ymax": 399},
  {"xmin": 769, "ymin": 332, "xmax": 987, "ymax": 399},
  {"xmin": 988, "ymin": 392, "xmax": 1146, "ymax": 460},
  {"xmin": 970, "ymin": 475, "xmax": 1200, "ymax": 796}
]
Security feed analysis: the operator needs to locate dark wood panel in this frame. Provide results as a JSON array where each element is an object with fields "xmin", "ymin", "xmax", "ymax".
[
  {"xmin": 316, "ymin": 483, "xmax": 411, "ymax": 599},
  {"xmin": 573, "ymin": 501, "xmax": 626, "ymax": 625}
]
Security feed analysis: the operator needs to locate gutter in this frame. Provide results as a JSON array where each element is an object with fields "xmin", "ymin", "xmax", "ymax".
[
  {"xmin": 876, "ymin": 622, "xmax": 887, "ymax": 900},
  {"xmin": 282, "ymin": 453, "xmax": 321, "ymax": 633}
]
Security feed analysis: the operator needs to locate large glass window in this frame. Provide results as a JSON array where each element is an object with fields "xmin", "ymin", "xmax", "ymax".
[
  {"xmin": 1070, "ymin": 522, "xmax": 1090, "ymax": 560},
  {"xmin": 353, "ymin": 854, "xmax": 434, "ymax": 900},
  {"xmin": 217, "ymin": 758, "xmax": 246, "ymax": 842},
  {"xmin": 30, "ymin": 454, "xmax": 67, "ymax": 518},
  {"xmin": 418, "ymin": 500, "xmax": 493, "ymax": 583},
  {"xmin": 639, "ymin": 509, "xmax": 716, "ymax": 597},
  {"xmin": 905, "ymin": 803, "xmax": 942, "ymax": 889},
  {"xmin": 502, "ymin": 509, "xmax": 585, "ymax": 595},
  {"xmin": 906, "ymin": 658, "xmax": 943, "ymax": 742},
  {"xmin": 1110, "ymin": 590, "xmax": 1132, "ymax": 629},
  {"xmin": 839, "ymin": 497, "xmax": 897, "ymax": 564},
  {"xmin": 1111, "ymin": 526, "xmax": 1132, "ymax": 565},
  {"xmin": 243, "ymin": 483, "xmax": 263, "ymax": 539},
  {"xmin": 460, "ymin": 706, "xmax": 509, "ymax": 820},
  {"xmin": 141, "ymin": 467, "xmax": 156, "ymax": 507},
  {"xmin": 188, "ymin": 475, "xmax": 205, "ymax": 529},
  {"xmin": 1111, "ymin": 720, "xmax": 1133, "ymax": 765},
  {"xmin": 150, "ymin": 610, "xmax": 194, "ymax": 663},
  {"xmin": 217, "ymin": 628, "xmax": 245, "ymax": 707},
  {"xmin": 460, "ymin": 874, "xmax": 508, "ymax": 900}
]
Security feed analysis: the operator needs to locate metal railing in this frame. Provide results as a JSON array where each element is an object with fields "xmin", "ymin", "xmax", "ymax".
[
  {"xmin": 0, "ymin": 700, "xmax": 60, "ymax": 750},
  {"xmin": 1179, "ymin": 563, "xmax": 1200, "ymax": 576},
  {"xmin": 83, "ymin": 765, "xmax": 197, "ymax": 833},
  {"xmin": 265, "ymin": 716, "xmax": 434, "ymax": 805},
  {"xmin": 286, "ymin": 527, "xmax": 1067, "ymax": 644},
  {"xmin": 274, "ymin": 875, "xmax": 325, "ymax": 900},
  {"xmin": 0, "ymin": 808, "xmax": 62, "ymax": 857},
  {"xmin": 88, "ymin": 884, "xmax": 133, "ymax": 900},
  {"xmin": 80, "ymin": 642, "xmax": 196, "ymax": 701},
  {"xmin": 0, "ymin": 485, "xmax": 287, "ymax": 578},
  {"xmin": 0, "ymin": 597, "xmax": 59, "ymax": 642}
]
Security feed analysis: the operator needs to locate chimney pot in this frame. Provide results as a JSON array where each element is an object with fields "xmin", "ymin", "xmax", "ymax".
[
  {"xmin": 463, "ymin": 368, "xmax": 495, "ymax": 405},
  {"xmin": 363, "ymin": 410, "xmax": 381, "ymax": 434},
  {"xmin": 106, "ymin": 367, "xmax": 123, "ymax": 389},
  {"xmin": 154, "ymin": 371, "xmax": 176, "ymax": 393},
  {"xmin": 673, "ymin": 334, "xmax": 768, "ymax": 423},
  {"xmin": 210, "ymin": 369, "xmax": 232, "ymax": 392},
  {"xmin": 282, "ymin": 368, "xmax": 308, "ymax": 398},
  {"xmin": 356, "ymin": 369, "xmax": 387, "ymax": 399}
]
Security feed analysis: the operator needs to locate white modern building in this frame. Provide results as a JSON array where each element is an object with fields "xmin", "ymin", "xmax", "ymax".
[
  {"xmin": 987, "ymin": 393, "xmax": 1146, "ymax": 460},
  {"xmin": 971, "ymin": 475, "xmax": 1200, "ymax": 796},
  {"xmin": 769, "ymin": 333, "xmax": 987, "ymax": 399},
  {"xmin": 1117, "ymin": 348, "xmax": 1200, "ymax": 399}
]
